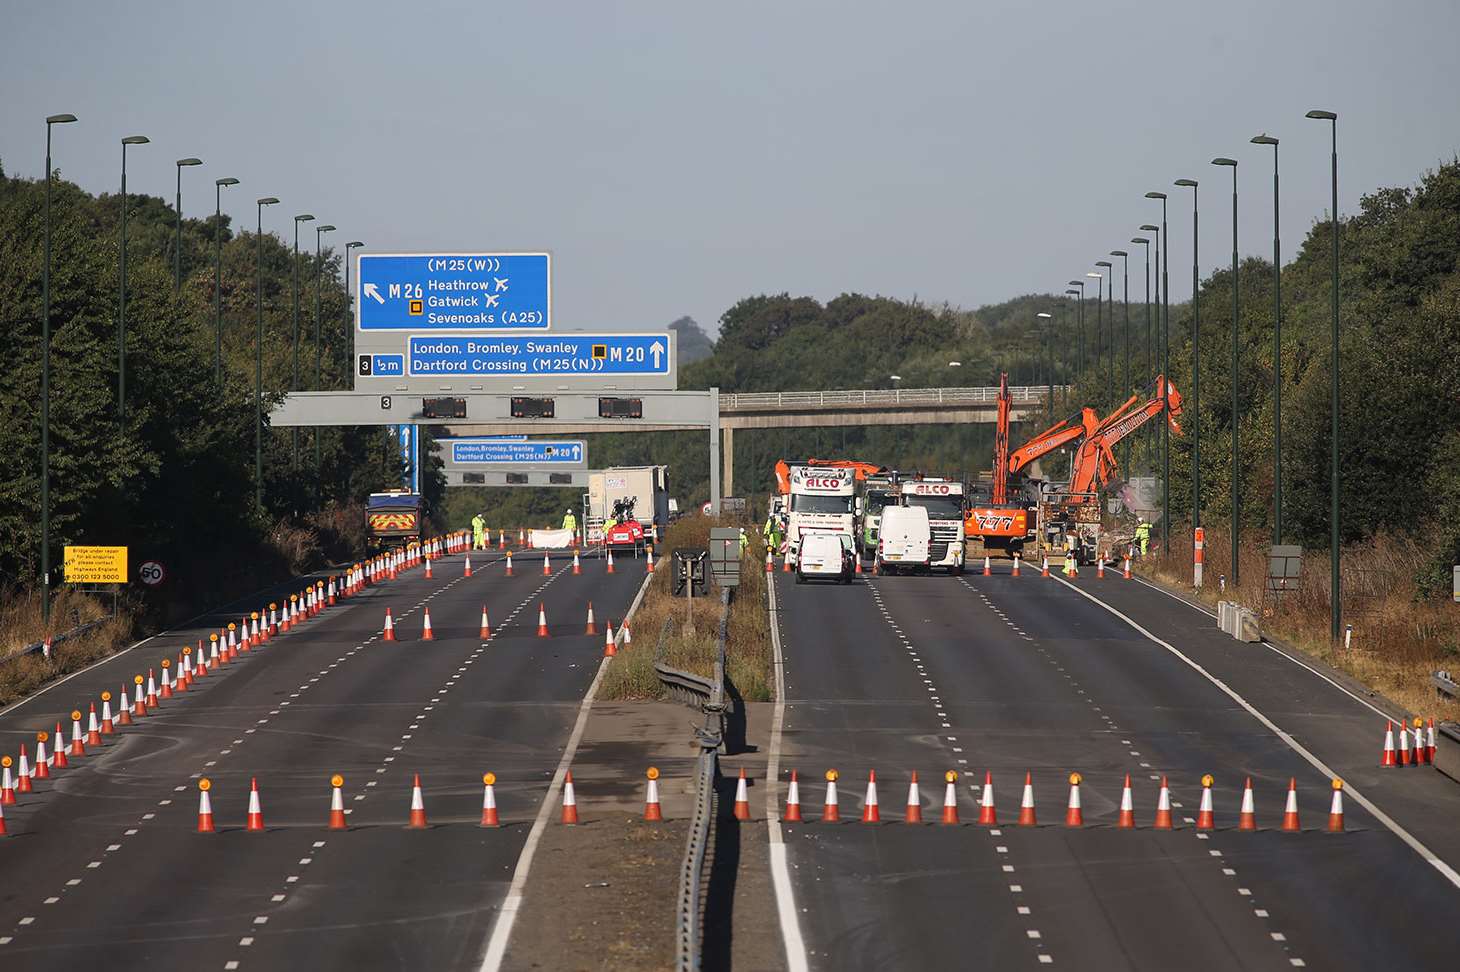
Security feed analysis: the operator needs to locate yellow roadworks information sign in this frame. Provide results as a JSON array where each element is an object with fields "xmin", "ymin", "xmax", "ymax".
[{"xmin": 63, "ymin": 545, "xmax": 128, "ymax": 584}]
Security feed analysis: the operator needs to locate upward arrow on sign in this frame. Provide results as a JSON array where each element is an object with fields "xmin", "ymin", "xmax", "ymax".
[{"xmin": 650, "ymin": 341, "xmax": 665, "ymax": 368}]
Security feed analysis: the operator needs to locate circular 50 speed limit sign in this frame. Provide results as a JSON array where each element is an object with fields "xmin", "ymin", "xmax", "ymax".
[{"xmin": 138, "ymin": 560, "xmax": 166, "ymax": 586}]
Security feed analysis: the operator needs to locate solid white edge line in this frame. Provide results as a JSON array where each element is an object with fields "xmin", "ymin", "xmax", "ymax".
[
  {"xmin": 1052, "ymin": 573, "xmax": 1460, "ymax": 890},
  {"xmin": 1127, "ymin": 572, "xmax": 1407, "ymax": 725},
  {"xmin": 764, "ymin": 574, "xmax": 811, "ymax": 972},
  {"xmin": 478, "ymin": 570, "xmax": 654, "ymax": 972}
]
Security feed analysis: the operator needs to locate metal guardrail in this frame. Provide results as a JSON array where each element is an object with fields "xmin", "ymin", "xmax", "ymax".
[
  {"xmin": 1434, "ymin": 670, "xmax": 1458, "ymax": 701},
  {"xmin": 672, "ymin": 586, "xmax": 732, "ymax": 972},
  {"xmin": 719, "ymin": 384, "xmax": 1067, "ymax": 411},
  {"xmin": 6, "ymin": 616, "xmax": 110, "ymax": 665}
]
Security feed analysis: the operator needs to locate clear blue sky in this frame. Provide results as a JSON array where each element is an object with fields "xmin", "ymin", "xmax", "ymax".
[{"xmin": 4, "ymin": 0, "xmax": 1459, "ymax": 335}]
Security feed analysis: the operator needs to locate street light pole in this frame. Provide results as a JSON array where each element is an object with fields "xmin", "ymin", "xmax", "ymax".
[
  {"xmin": 1110, "ymin": 251, "xmax": 1130, "ymax": 394},
  {"xmin": 1089, "ymin": 268, "xmax": 1107, "ymax": 393},
  {"xmin": 213, "ymin": 177, "xmax": 240, "ymax": 386},
  {"xmin": 1067, "ymin": 280, "xmax": 1086, "ymax": 375},
  {"xmin": 1095, "ymin": 263, "xmax": 1113, "ymax": 398},
  {"xmin": 41, "ymin": 112, "xmax": 77, "ymax": 624},
  {"xmin": 291, "ymin": 214, "xmax": 315, "ymax": 494},
  {"xmin": 118, "ymin": 135, "xmax": 149, "ymax": 418},
  {"xmin": 174, "ymin": 158, "xmax": 202, "ymax": 294},
  {"xmin": 1146, "ymin": 191, "xmax": 1170, "ymax": 550},
  {"xmin": 1307, "ymin": 109, "xmax": 1340, "ymax": 642},
  {"xmin": 1132, "ymin": 236, "xmax": 1151, "ymax": 468},
  {"xmin": 1213, "ymin": 157, "xmax": 1240, "ymax": 586},
  {"xmin": 345, "ymin": 241, "xmax": 365, "ymax": 392},
  {"xmin": 1253, "ymin": 134, "xmax": 1282, "ymax": 544},
  {"xmin": 1063, "ymin": 291, "xmax": 1079, "ymax": 410},
  {"xmin": 1175, "ymin": 179, "xmax": 1200, "ymax": 528},
  {"xmin": 313, "ymin": 224, "xmax": 336, "ymax": 495},
  {"xmin": 1037, "ymin": 311, "xmax": 1053, "ymax": 425},
  {"xmin": 255, "ymin": 197, "xmax": 280, "ymax": 514}
]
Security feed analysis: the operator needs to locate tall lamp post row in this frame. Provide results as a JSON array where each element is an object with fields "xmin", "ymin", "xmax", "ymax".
[{"xmin": 35, "ymin": 111, "xmax": 360, "ymax": 622}]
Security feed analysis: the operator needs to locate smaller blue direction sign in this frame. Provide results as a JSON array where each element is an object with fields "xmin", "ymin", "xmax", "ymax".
[
  {"xmin": 449, "ymin": 439, "xmax": 585, "ymax": 466},
  {"xmin": 358, "ymin": 253, "xmax": 550, "ymax": 330},
  {"xmin": 407, "ymin": 333, "xmax": 670, "ymax": 379}
]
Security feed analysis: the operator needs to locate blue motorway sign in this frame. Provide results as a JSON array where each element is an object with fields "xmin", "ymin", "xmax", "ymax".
[
  {"xmin": 449, "ymin": 439, "xmax": 584, "ymax": 465},
  {"xmin": 357, "ymin": 253, "xmax": 550, "ymax": 330},
  {"xmin": 406, "ymin": 333, "xmax": 671, "ymax": 378}
]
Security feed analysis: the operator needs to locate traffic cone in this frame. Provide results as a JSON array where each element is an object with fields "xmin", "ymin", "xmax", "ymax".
[
  {"xmin": 197, "ymin": 780, "xmax": 216, "ymax": 833},
  {"xmin": 978, "ymin": 771, "xmax": 997, "ymax": 826},
  {"xmin": 246, "ymin": 777, "xmax": 265, "ymax": 831},
  {"xmin": 606, "ymin": 550, "xmax": 616, "ymax": 574},
  {"xmin": 1381, "ymin": 721, "xmax": 1396, "ymax": 766},
  {"xmin": 784, "ymin": 770, "xmax": 803, "ymax": 822},
  {"xmin": 1018, "ymin": 772, "xmax": 1037, "ymax": 826},
  {"xmin": 861, "ymin": 770, "xmax": 879, "ymax": 823},
  {"xmin": 854, "ymin": 555, "xmax": 863, "ymax": 575},
  {"xmin": 408, "ymin": 773, "xmax": 428, "ymax": 828},
  {"xmin": 1117, "ymin": 774, "xmax": 1136, "ymax": 829},
  {"xmin": 505, "ymin": 551, "xmax": 513, "ymax": 576},
  {"xmin": 1398, "ymin": 720, "xmax": 1413, "ymax": 766},
  {"xmin": 1097, "ymin": 558, "xmax": 1106, "ymax": 579},
  {"xmin": 0, "ymin": 756, "xmax": 15, "ymax": 804},
  {"xmin": 735, "ymin": 768, "xmax": 751, "ymax": 820},
  {"xmin": 537, "ymin": 603, "xmax": 550, "ymax": 638},
  {"xmin": 1428, "ymin": 718, "xmax": 1438, "ymax": 763},
  {"xmin": 519, "ymin": 528, "xmax": 526, "ymax": 546},
  {"xmin": 425, "ymin": 558, "xmax": 433, "ymax": 580},
  {"xmin": 1154, "ymin": 775, "xmax": 1174, "ymax": 829},
  {"xmin": 14, "ymin": 747, "xmax": 32, "ymax": 790},
  {"xmin": 33, "ymin": 736, "xmax": 50, "ymax": 779},
  {"xmin": 1413, "ymin": 718, "xmax": 1428, "ymax": 764},
  {"xmin": 481, "ymin": 773, "xmax": 500, "ymax": 827},
  {"xmin": 1123, "ymin": 558, "xmax": 1132, "ymax": 579},
  {"xmin": 1327, "ymin": 779, "xmax": 1345, "ymax": 832},
  {"xmin": 383, "ymin": 608, "xmax": 396, "ymax": 641},
  {"xmin": 983, "ymin": 555, "xmax": 991, "ymax": 576},
  {"xmin": 1281, "ymin": 778, "xmax": 1301, "ymax": 832},
  {"xmin": 905, "ymin": 772, "xmax": 923, "ymax": 823},
  {"xmin": 646, "ymin": 547, "xmax": 655, "ymax": 573},
  {"xmin": 499, "ymin": 529, "xmax": 506, "ymax": 550},
  {"xmin": 766, "ymin": 550, "xmax": 775, "ymax": 573},
  {"xmin": 133, "ymin": 677, "xmax": 147, "ymax": 716},
  {"xmin": 1065, "ymin": 773, "xmax": 1084, "ymax": 827},
  {"xmin": 1041, "ymin": 555, "xmax": 1050, "ymax": 577},
  {"xmin": 1011, "ymin": 555, "xmax": 1021, "ymax": 577},
  {"xmin": 86, "ymin": 703, "xmax": 102, "ymax": 746},
  {"xmin": 464, "ymin": 555, "xmax": 472, "ymax": 578},
  {"xmin": 146, "ymin": 670, "xmax": 158, "ymax": 709},
  {"xmin": 572, "ymin": 550, "xmax": 581, "ymax": 574},
  {"xmin": 622, "ymin": 620, "xmax": 632, "ymax": 645},
  {"xmin": 480, "ymin": 605, "xmax": 492, "ymax": 639},
  {"xmin": 561, "ymin": 771, "xmax": 579, "ymax": 824},
  {"xmin": 1069, "ymin": 558, "xmax": 1078, "ymax": 578},
  {"xmin": 543, "ymin": 554, "xmax": 552, "ymax": 577},
  {"xmin": 421, "ymin": 607, "xmax": 435, "ymax": 641},
  {"xmin": 603, "ymin": 620, "xmax": 617, "ymax": 656},
  {"xmin": 644, "ymin": 767, "xmax": 663, "ymax": 821},
  {"xmin": 159, "ymin": 663, "xmax": 173, "ymax": 699},
  {"xmin": 52, "ymin": 723, "xmax": 69, "ymax": 767},
  {"xmin": 329, "ymin": 775, "xmax": 348, "ymax": 830},
  {"xmin": 940, "ymin": 771, "xmax": 960, "ymax": 825},
  {"xmin": 584, "ymin": 602, "xmax": 598, "ymax": 635},
  {"xmin": 69, "ymin": 711, "xmax": 85, "ymax": 757},
  {"xmin": 1196, "ymin": 774, "xmax": 1215, "ymax": 830},
  {"xmin": 822, "ymin": 770, "xmax": 840, "ymax": 822},
  {"xmin": 782, "ymin": 552, "xmax": 792, "ymax": 573},
  {"xmin": 1238, "ymin": 777, "xmax": 1257, "ymax": 831}
]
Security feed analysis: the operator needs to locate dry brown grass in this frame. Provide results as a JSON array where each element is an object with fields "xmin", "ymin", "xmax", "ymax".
[
  {"xmin": 599, "ymin": 518, "xmax": 773, "ymax": 703},
  {"xmin": 1140, "ymin": 529, "xmax": 1460, "ymax": 721},
  {"xmin": 0, "ymin": 587, "xmax": 133, "ymax": 707}
]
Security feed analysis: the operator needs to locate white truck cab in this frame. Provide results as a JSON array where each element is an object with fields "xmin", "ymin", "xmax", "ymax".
[
  {"xmin": 900, "ymin": 479, "xmax": 966, "ymax": 573},
  {"xmin": 786, "ymin": 466, "xmax": 858, "ymax": 565}
]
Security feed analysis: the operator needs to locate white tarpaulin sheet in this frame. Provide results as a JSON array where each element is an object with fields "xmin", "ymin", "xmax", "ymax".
[{"xmin": 529, "ymin": 528, "xmax": 576, "ymax": 549}]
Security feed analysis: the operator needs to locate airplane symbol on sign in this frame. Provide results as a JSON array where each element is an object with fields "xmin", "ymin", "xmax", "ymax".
[
  {"xmin": 484, "ymin": 294, "xmax": 500, "ymax": 308},
  {"xmin": 494, "ymin": 277, "xmax": 509, "ymax": 292}
]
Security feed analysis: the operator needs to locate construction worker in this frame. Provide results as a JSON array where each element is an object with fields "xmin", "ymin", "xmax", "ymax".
[
  {"xmin": 762, "ymin": 512, "xmax": 783, "ymax": 552},
  {"xmin": 739, "ymin": 526, "xmax": 750, "ymax": 555},
  {"xmin": 470, "ymin": 512, "xmax": 486, "ymax": 550},
  {"xmin": 562, "ymin": 508, "xmax": 577, "ymax": 534},
  {"xmin": 1062, "ymin": 531, "xmax": 1078, "ymax": 577},
  {"xmin": 1134, "ymin": 518, "xmax": 1151, "ymax": 558}
]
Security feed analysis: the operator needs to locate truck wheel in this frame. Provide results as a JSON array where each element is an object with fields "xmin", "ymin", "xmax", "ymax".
[{"xmin": 795, "ymin": 572, "xmax": 806, "ymax": 585}]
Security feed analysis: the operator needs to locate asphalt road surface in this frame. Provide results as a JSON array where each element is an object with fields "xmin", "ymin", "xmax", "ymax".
[
  {"xmin": 0, "ymin": 548, "xmax": 648, "ymax": 970},
  {"xmin": 773, "ymin": 563, "xmax": 1460, "ymax": 970}
]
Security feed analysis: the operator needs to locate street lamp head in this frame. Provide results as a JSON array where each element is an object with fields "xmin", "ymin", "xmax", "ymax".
[
  {"xmin": 947, "ymin": 360, "xmax": 962, "ymax": 367},
  {"xmin": 1251, "ymin": 134, "xmax": 1279, "ymax": 146},
  {"xmin": 1036, "ymin": 312, "xmax": 1052, "ymax": 319},
  {"xmin": 1305, "ymin": 109, "xmax": 1337, "ymax": 121},
  {"xmin": 295, "ymin": 213, "xmax": 315, "ymax": 223},
  {"xmin": 1145, "ymin": 191, "xmax": 1167, "ymax": 200},
  {"xmin": 318, "ymin": 224, "xmax": 336, "ymax": 233},
  {"xmin": 1086, "ymin": 271, "xmax": 1103, "ymax": 279},
  {"xmin": 346, "ymin": 240, "xmax": 364, "ymax": 249},
  {"xmin": 1068, "ymin": 280, "xmax": 1083, "ymax": 287},
  {"xmin": 216, "ymin": 177, "xmax": 240, "ymax": 187},
  {"xmin": 1095, "ymin": 260, "xmax": 1113, "ymax": 268},
  {"xmin": 1174, "ymin": 179, "xmax": 1198, "ymax": 187},
  {"xmin": 122, "ymin": 135, "xmax": 150, "ymax": 146},
  {"xmin": 1139, "ymin": 223, "xmax": 1159, "ymax": 232},
  {"xmin": 1110, "ymin": 250, "xmax": 1128, "ymax": 258},
  {"xmin": 177, "ymin": 157, "xmax": 202, "ymax": 167},
  {"xmin": 889, "ymin": 374, "xmax": 902, "ymax": 381},
  {"xmin": 1211, "ymin": 157, "xmax": 1238, "ymax": 167},
  {"xmin": 1064, "ymin": 289, "xmax": 1079, "ymax": 295},
  {"xmin": 1131, "ymin": 238, "xmax": 1148, "ymax": 246},
  {"xmin": 257, "ymin": 197, "xmax": 280, "ymax": 206},
  {"xmin": 46, "ymin": 113, "xmax": 78, "ymax": 125}
]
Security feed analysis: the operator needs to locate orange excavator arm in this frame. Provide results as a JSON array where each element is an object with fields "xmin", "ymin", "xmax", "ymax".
[
  {"xmin": 1008, "ymin": 407, "xmax": 1102, "ymax": 475},
  {"xmin": 1069, "ymin": 377, "xmax": 1184, "ymax": 495}
]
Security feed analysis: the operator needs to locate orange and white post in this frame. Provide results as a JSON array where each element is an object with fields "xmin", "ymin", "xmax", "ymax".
[{"xmin": 1193, "ymin": 526, "xmax": 1205, "ymax": 588}]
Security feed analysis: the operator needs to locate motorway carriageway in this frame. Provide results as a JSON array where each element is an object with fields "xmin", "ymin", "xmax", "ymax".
[
  {"xmin": 772, "ymin": 562, "xmax": 1460, "ymax": 970},
  {"xmin": 0, "ymin": 547, "xmax": 648, "ymax": 970}
]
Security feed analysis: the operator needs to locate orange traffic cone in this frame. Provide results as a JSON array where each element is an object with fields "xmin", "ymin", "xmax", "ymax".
[
  {"xmin": 1011, "ymin": 555, "xmax": 1021, "ymax": 577},
  {"xmin": 1153, "ymin": 776, "xmax": 1174, "ymax": 829},
  {"xmin": 561, "ymin": 771, "xmax": 579, "ymax": 824},
  {"xmin": 1281, "ymin": 778, "xmax": 1301, "ymax": 832},
  {"xmin": 784, "ymin": 770, "xmax": 803, "ymax": 822},
  {"xmin": 542, "ymin": 554, "xmax": 552, "ymax": 577},
  {"xmin": 607, "ymin": 550, "xmax": 616, "ymax": 574},
  {"xmin": 425, "ymin": 557, "xmax": 433, "ymax": 580},
  {"xmin": 905, "ymin": 772, "xmax": 923, "ymax": 823},
  {"xmin": 408, "ymin": 773, "xmax": 428, "ymax": 828},
  {"xmin": 585, "ymin": 602, "xmax": 598, "ymax": 635},
  {"xmin": 621, "ymin": 620, "xmax": 632, "ymax": 645},
  {"xmin": 1381, "ymin": 721, "xmax": 1397, "ymax": 766},
  {"xmin": 982, "ymin": 555, "xmax": 991, "ymax": 576},
  {"xmin": 69, "ymin": 711, "xmax": 85, "ymax": 757},
  {"xmin": 480, "ymin": 605, "xmax": 492, "ymax": 639},
  {"xmin": 1018, "ymin": 772, "xmax": 1038, "ymax": 826},
  {"xmin": 1398, "ymin": 720, "xmax": 1413, "ymax": 766},
  {"xmin": 329, "ymin": 775, "xmax": 348, "ymax": 830},
  {"xmin": 480, "ymin": 773, "xmax": 500, "ymax": 827},
  {"xmin": 1196, "ymin": 774, "xmax": 1215, "ymax": 830},
  {"xmin": 603, "ymin": 620, "xmax": 617, "ymax": 656},
  {"xmin": 505, "ymin": 551, "xmax": 513, "ymax": 576},
  {"xmin": 421, "ymin": 607, "xmax": 435, "ymax": 641},
  {"xmin": 1123, "ymin": 557, "xmax": 1132, "ymax": 579},
  {"xmin": 765, "ymin": 550, "xmax": 775, "ymax": 573},
  {"xmin": 52, "ymin": 723, "xmax": 69, "ymax": 767},
  {"xmin": 1238, "ymin": 777, "xmax": 1257, "ymax": 831},
  {"xmin": 133, "ymin": 676, "xmax": 147, "ymax": 716},
  {"xmin": 1097, "ymin": 557, "xmax": 1106, "ymax": 579},
  {"xmin": 854, "ymin": 555, "xmax": 863, "ymax": 575},
  {"xmin": 861, "ymin": 770, "xmax": 879, "ymax": 823},
  {"xmin": 100, "ymin": 692, "xmax": 115, "ymax": 734},
  {"xmin": 86, "ymin": 703, "xmax": 102, "ymax": 746},
  {"xmin": 159, "ymin": 663, "xmax": 173, "ymax": 699},
  {"xmin": 822, "ymin": 769, "xmax": 840, "ymax": 822},
  {"xmin": 1327, "ymin": 779, "xmax": 1345, "ymax": 832},
  {"xmin": 464, "ymin": 555, "xmax": 472, "ymax": 578},
  {"xmin": 537, "ymin": 603, "xmax": 550, "ymax": 638},
  {"xmin": 33, "ymin": 735, "xmax": 50, "ymax": 779},
  {"xmin": 1041, "ymin": 556, "xmax": 1050, "ymax": 577},
  {"xmin": 1427, "ymin": 718, "xmax": 1438, "ymax": 763},
  {"xmin": 383, "ymin": 608, "xmax": 397, "ymax": 641},
  {"xmin": 940, "ymin": 770, "xmax": 960, "ymax": 825},
  {"xmin": 145, "ymin": 670, "xmax": 158, "ymax": 709},
  {"xmin": 1065, "ymin": 773, "xmax": 1084, "ymax": 827},
  {"xmin": 246, "ymin": 777, "xmax": 265, "ymax": 831},
  {"xmin": 572, "ymin": 550, "xmax": 582, "ymax": 575},
  {"xmin": 646, "ymin": 547, "xmax": 655, "ymax": 573},
  {"xmin": 735, "ymin": 768, "xmax": 751, "ymax": 820},
  {"xmin": 644, "ymin": 767, "xmax": 663, "ymax": 821},
  {"xmin": 197, "ymin": 779, "xmax": 216, "ymax": 833},
  {"xmin": 978, "ymin": 771, "xmax": 997, "ymax": 826},
  {"xmin": 782, "ymin": 552, "xmax": 792, "ymax": 573},
  {"xmin": 1117, "ymin": 774, "xmax": 1136, "ymax": 829}
]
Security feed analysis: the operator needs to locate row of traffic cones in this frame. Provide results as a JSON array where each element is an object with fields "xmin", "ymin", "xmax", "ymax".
[
  {"xmin": 774, "ymin": 770, "xmax": 1348, "ymax": 832},
  {"xmin": 1380, "ymin": 718, "xmax": 1439, "ymax": 766},
  {"xmin": 197, "ymin": 772, "xmax": 507, "ymax": 831},
  {"xmin": 383, "ymin": 602, "xmax": 633, "ymax": 647}
]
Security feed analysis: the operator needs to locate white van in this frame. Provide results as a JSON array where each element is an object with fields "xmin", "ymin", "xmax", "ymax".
[
  {"xmin": 795, "ymin": 532, "xmax": 853, "ymax": 584},
  {"xmin": 877, "ymin": 505, "xmax": 931, "ymax": 574}
]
